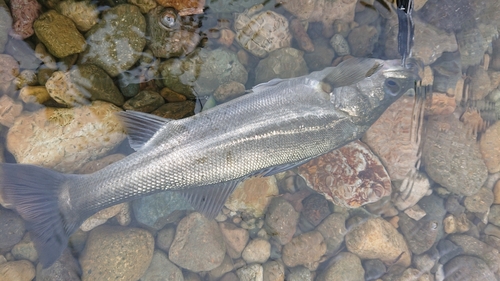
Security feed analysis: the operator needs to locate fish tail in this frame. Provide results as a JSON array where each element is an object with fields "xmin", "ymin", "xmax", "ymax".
[{"xmin": 0, "ymin": 163, "xmax": 81, "ymax": 268}]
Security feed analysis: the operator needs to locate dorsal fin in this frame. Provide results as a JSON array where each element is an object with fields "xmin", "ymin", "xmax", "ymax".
[
  {"xmin": 323, "ymin": 58, "xmax": 383, "ymax": 88},
  {"xmin": 116, "ymin": 111, "xmax": 171, "ymax": 151}
]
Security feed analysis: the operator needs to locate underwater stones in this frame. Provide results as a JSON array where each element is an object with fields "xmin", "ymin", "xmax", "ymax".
[
  {"xmin": 411, "ymin": 17, "xmax": 458, "ymax": 65},
  {"xmin": 154, "ymin": 0, "xmax": 204, "ymax": 15},
  {"xmin": 282, "ymin": 231, "xmax": 326, "ymax": 270},
  {"xmin": 80, "ymin": 4, "xmax": 146, "ymax": 77},
  {"xmin": 146, "ymin": 6, "xmax": 200, "ymax": 59},
  {"xmin": 34, "ymin": 10, "xmax": 86, "ymax": 58},
  {"xmin": 9, "ymin": 0, "xmax": 41, "ymax": 39},
  {"xmin": 6, "ymin": 101, "xmax": 125, "ymax": 173},
  {"xmin": 57, "ymin": 0, "xmax": 99, "ymax": 32},
  {"xmin": 480, "ymin": 121, "xmax": 500, "ymax": 173},
  {"xmin": 347, "ymin": 25, "xmax": 378, "ymax": 57},
  {"xmin": 123, "ymin": 90, "xmax": 165, "ymax": 113},
  {"xmin": 254, "ymin": 47, "xmax": 308, "ymax": 84},
  {"xmin": 225, "ymin": 176, "xmax": 279, "ymax": 218},
  {"xmin": 422, "ymin": 114, "xmax": 488, "ymax": 196},
  {"xmin": 0, "ymin": 95, "xmax": 22, "ymax": 127},
  {"xmin": 264, "ymin": 197, "xmax": 299, "ymax": 245},
  {"xmin": 234, "ymin": 5, "xmax": 292, "ymax": 58},
  {"xmin": 316, "ymin": 252, "xmax": 364, "ymax": 281},
  {"xmin": 152, "ymin": 101, "xmax": 195, "ymax": 119},
  {"xmin": 0, "ymin": 0, "xmax": 11, "ymax": 53},
  {"xmin": 298, "ymin": 140, "xmax": 391, "ymax": 208},
  {"xmin": 444, "ymin": 255, "xmax": 496, "ymax": 281},
  {"xmin": 0, "ymin": 260, "xmax": 35, "ymax": 281}
]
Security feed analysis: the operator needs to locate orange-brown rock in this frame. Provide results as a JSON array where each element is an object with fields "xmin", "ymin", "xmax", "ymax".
[
  {"xmin": 225, "ymin": 176, "xmax": 279, "ymax": 217},
  {"xmin": 154, "ymin": 0, "xmax": 204, "ymax": 15},
  {"xmin": 425, "ymin": 92, "xmax": 456, "ymax": 115}
]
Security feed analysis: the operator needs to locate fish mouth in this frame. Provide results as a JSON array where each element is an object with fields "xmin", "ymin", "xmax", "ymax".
[{"xmin": 383, "ymin": 58, "xmax": 422, "ymax": 81}]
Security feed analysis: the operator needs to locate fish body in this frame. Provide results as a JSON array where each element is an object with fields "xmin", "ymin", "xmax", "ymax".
[{"xmin": 0, "ymin": 58, "xmax": 419, "ymax": 267}]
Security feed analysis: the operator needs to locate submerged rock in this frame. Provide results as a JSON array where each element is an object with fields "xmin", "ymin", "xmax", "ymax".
[{"xmin": 254, "ymin": 47, "xmax": 308, "ymax": 84}]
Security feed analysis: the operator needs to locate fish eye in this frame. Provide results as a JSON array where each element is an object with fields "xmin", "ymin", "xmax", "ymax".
[
  {"xmin": 384, "ymin": 78, "xmax": 401, "ymax": 96},
  {"xmin": 159, "ymin": 8, "xmax": 178, "ymax": 29}
]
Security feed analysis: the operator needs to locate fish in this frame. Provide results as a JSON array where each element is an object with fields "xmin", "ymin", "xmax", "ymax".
[
  {"xmin": 0, "ymin": 57, "xmax": 419, "ymax": 268},
  {"xmin": 396, "ymin": 0, "xmax": 415, "ymax": 66}
]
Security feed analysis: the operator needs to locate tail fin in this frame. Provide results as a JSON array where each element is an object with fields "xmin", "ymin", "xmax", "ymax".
[{"xmin": 0, "ymin": 163, "xmax": 80, "ymax": 268}]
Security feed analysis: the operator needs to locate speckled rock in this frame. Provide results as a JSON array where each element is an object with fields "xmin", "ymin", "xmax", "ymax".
[
  {"xmin": 412, "ymin": 17, "xmax": 458, "ymax": 65},
  {"xmin": 281, "ymin": 0, "xmax": 356, "ymax": 37},
  {"xmin": 146, "ymin": 6, "xmax": 200, "ymax": 59},
  {"xmin": 480, "ymin": 121, "xmax": 500, "ymax": 173},
  {"xmin": 262, "ymin": 260, "xmax": 284, "ymax": 281},
  {"xmin": 242, "ymin": 238, "xmax": 270, "ymax": 264},
  {"xmin": 398, "ymin": 213, "xmax": 439, "ymax": 255},
  {"xmin": 254, "ymin": 47, "xmax": 308, "ymax": 84},
  {"xmin": 345, "ymin": 216, "xmax": 411, "ymax": 267},
  {"xmin": 236, "ymin": 263, "xmax": 263, "ymax": 281},
  {"xmin": 298, "ymin": 140, "xmax": 391, "ymax": 208},
  {"xmin": 264, "ymin": 197, "xmax": 299, "ymax": 245},
  {"xmin": 469, "ymin": 66, "xmax": 492, "ymax": 100},
  {"xmin": 347, "ymin": 25, "xmax": 378, "ymax": 57},
  {"xmin": 0, "ymin": 260, "xmax": 35, "ymax": 281},
  {"xmin": 286, "ymin": 266, "xmax": 313, "ymax": 281},
  {"xmin": 140, "ymin": 250, "xmax": 184, "ymax": 281},
  {"xmin": 128, "ymin": 0, "xmax": 157, "ymax": 13},
  {"xmin": 464, "ymin": 187, "xmax": 494, "ymax": 213},
  {"xmin": 422, "ymin": 114, "xmax": 488, "ymax": 196},
  {"xmin": 0, "ymin": 209, "xmax": 25, "ymax": 249},
  {"xmin": 443, "ymin": 213, "xmax": 471, "ymax": 234},
  {"xmin": 35, "ymin": 248, "xmax": 80, "ymax": 281},
  {"xmin": 225, "ymin": 176, "xmax": 278, "ymax": 218},
  {"xmin": 10, "ymin": 0, "xmax": 41, "ymax": 39},
  {"xmin": 208, "ymin": 254, "xmax": 233, "ymax": 280},
  {"xmin": 362, "ymin": 96, "xmax": 420, "ymax": 181},
  {"xmin": 303, "ymin": 38, "xmax": 336, "ymax": 71},
  {"xmin": 58, "ymin": 0, "xmax": 99, "ymax": 32},
  {"xmin": 6, "ymin": 101, "xmax": 125, "ymax": 173},
  {"xmin": 330, "ymin": 34, "xmax": 350, "ymax": 56},
  {"xmin": 123, "ymin": 90, "xmax": 165, "ymax": 113},
  {"xmin": 301, "ymin": 193, "xmax": 331, "ymax": 227},
  {"xmin": 80, "ymin": 4, "xmax": 146, "ymax": 77},
  {"xmin": 444, "ymin": 255, "xmax": 496, "ymax": 281},
  {"xmin": 206, "ymin": 0, "xmax": 263, "ymax": 13},
  {"xmin": 448, "ymin": 234, "xmax": 500, "ymax": 273},
  {"xmin": 152, "ymin": 101, "xmax": 195, "ymax": 119},
  {"xmin": 169, "ymin": 212, "xmax": 226, "ymax": 272},
  {"xmin": 0, "ymin": 54, "xmax": 20, "ymax": 94},
  {"xmin": 316, "ymin": 252, "xmax": 364, "ymax": 281},
  {"xmin": 0, "ymin": 95, "xmax": 23, "ymax": 127},
  {"xmin": 34, "ymin": 10, "xmax": 86, "ymax": 58},
  {"xmin": 282, "ymin": 231, "xmax": 326, "ymax": 270},
  {"xmin": 19, "ymin": 86, "xmax": 50, "ymax": 104},
  {"xmin": 0, "ymin": 0, "xmax": 11, "ymax": 53},
  {"xmin": 219, "ymin": 222, "xmax": 249, "ymax": 259},
  {"xmin": 155, "ymin": 0, "xmax": 204, "ymax": 15},
  {"xmin": 316, "ymin": 213, "xmax": 347, "ymax": 255},
  {"xmin": 80, "ymin": 225, "xmax": 154, "ymax": 281},
  {"xmin": 234, "ymin": 5, "xmax": 292, "ymax": 58},
  {"xmin": 488, "ymin": 205, "xmax": 500, "ymax": 227},
  {"xmin": 159, "ymin": 48, "xmax": 247, "ymax": 98}
]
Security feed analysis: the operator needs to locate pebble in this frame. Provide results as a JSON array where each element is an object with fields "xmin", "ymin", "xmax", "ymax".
[
  {"xmin": 398, "ymin": 213, "xmax": 439, "ymax": 255},
  {"xmin": 34, "ymin": 10, "xmax": 86, "ymax": 58},
  {"xmin": 489, "ymin": 205, "xmax": 500, "ymax": 227},
  {"xmin": 225, "ymin": 176, "xmax": 278, "ymax": 218},
  {"xmin": 286, "ymin": 265, "xmax": 313, "ymax": 281},
  {"xmin": 480, "ymin": 121, "xmax": 500, "ymax": 173},
  {"xmin": 444, "ymin": 255, "xmax": 496, "ymax": 281},
  {"xmin": 264, "ymin": 197, "xmax": 299, "ymax": 245},
  {"xmin": 445, "ymin": 194, "xmax": 465, "ymax": 216},
  {"xmin": 236, "ymin": 263, "xmax": 263, "ymax": 281},
  {"xmin": 492, "ymin": 38, "xmax": 500, "ymax": 71},
  {"xmin": 362, "ymin": 96, "xmax": 420, "ymax": 181},
  {"xmin": 159, "ymin": 87, "xmax": 187, "ymax": 102},
  {"xmin": 11, "ymin": 234, "xmax": 37, "ymax": 262},
  {"xmin": 219, "ymin": 222, "xmax": 248, "ymax": 259},
  {"xmin": 394, "ymin": 171, "xmax": 431, "ymax": 211},
  {"xmin": 317, "ymin": 252, "xmax": 364, "ymax": 281},
  {"xmin": 329, "ymin": 34, "xmax": 350, "ymax": 56},
  {"xmin": 169, "ymin": 212, "xmax": 226, "ymax": 272},
  {"xmin": 156, "ymin": 226, "xmax": 176, "ymax": 252},
  {"xmin": 300, "ymin": 193, "xmax": 331, "ymax": 227},
  {"xmin": 15, "ymin": 69, "xmax": 37, "ymax": 88},
  {"xmin": 128, "ymin": 0, "xmax": 156, "ymax": 13},
  {"xmin": 347, "ymin": 25, "xmax": 378, "ymax": 57},
  {"xmin": 58, "ymin": 0, "xmax": 99, "ymax": 32},
  {"xmin": 0, "ymin": 95, "xmax": 23, "ymax": 127},
  {"xmin": 262, "ymin": 260, "xmax": 284, "ymax": 281},
  {"xmin": 0, "ymin": 209, "xmax": 25, "ymax": 249},
  {"xmin": 303, "ymin": 38, "xmax": 336, "ymax": 71},
  {"xmin": 282, "ymin": 231, "xmax": 326, "ymax": 270},
  {"xmin": 345, "ymin": 216, "xmax": 411, "ymax": 267},
  {"xmin": 9, "ymin": 0, "xmax": 41, "ymax": 39},
  {"xmin": 80, "ymin": 203, "xmax": 130, "ymax": 231},
  {"xmin": 411, "ymin": 17, "xmax": 458, "ymax": 65},
  {"xmin": 469, "ymin": 66, "xmax": 492, "ymax": 100},
  {"xmin": 0, "ymin": 260, "xmax": 35, "ymax": 281},
  {"xmin": 6, "ymin": 101, "xmax": 125, "ymax": 173},
  {"xmin": 254, "ymin": 47, "xmax": 308, "ymax": 85},
  {"xmin": 152, "ymin": 101, "xmax": 195, "ymax": 119},
  {"xmin": 35, "ymin": 248, "xmax": 80, "ymax": 281},
  {"xmin": 220, "ymin": 272, "xmax": 239, "ymax": 281},
  {"xmin": 413, "ymin": 253, "xmax": 436, "ymax": 272},
  {"xmin": 140, "ymin": 250, "xmax": 184, "ymax": 281},
  {"xmin": 19, "ymin": 85, "xmax": 50, "ymax": 104},
  {"xmin": 80, "ymin": 4, "xmax": 146, "ymax": 77},
  {"xmin": 443, "ymin": 213, "xmax": 471, "ymax": 234},
  {"xmin": 437, "ymin": 239, "xmax": 464, "ymax": 265},
  {"xmin": 123, "ymin": 90, "xmax": 165, "ymax": 113},
  {"xmin": 290, "ymin": 18, "xmax": 314, "ymax": 53},
  {"xmin": 213, "ymin": 81, "xmax": 246, "ymax": 103},
  {"xmin": 132, "ymin": 191, "xmax": 192, "ymax": 230},
  {"xmin": 241, "ymin": 238, "xmax": 270, "ymax": 264},
  {"xmin": 315, "ymin": 213, "xmax": 346, "ymax": 256},
  {"xmin": 80, "ymin": 226, "xmax": 154, "ymax": 281},
  {"xmin": 448, "ymin": 234, "xmax": 500, "ymax": 273},
  {"xmin": 0, "ymin": 0, "xmax": 11, "ymax": 53},
  {"xmin": 363, "ymin": 259, "xmax": 386, "ymax": 281},
  {"xmin": 464, "ymin": 187, "xmax": 494, "ymax": 213},
  {"xmin": 422, "ymin": 113, "xmax": 488, "ymax": 196},
  {"xmin": 404, "ymin": 203, "xmax": 427, "ymax": 221}
]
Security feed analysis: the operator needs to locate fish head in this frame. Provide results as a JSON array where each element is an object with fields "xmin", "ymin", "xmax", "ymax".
[{"xmin": 328, "ymin": 58, "xmax": 420, "ymax": 127}]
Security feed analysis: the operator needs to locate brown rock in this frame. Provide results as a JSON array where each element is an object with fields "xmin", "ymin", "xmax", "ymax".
[
  {"xmin": 494, "ymin": 180, "xmax": 500, "ymax": 204},
  {"xmin": 218, "ymin": 29, "xmax": 235, "ymax": 47},
  {"xmin": 159, "ymin": 87, "xmax": 187, "ymax": 102},
  {"xmin": 154, "ymin": 0, "xmax": 204, "ymax": 15},
  {"xmin": 298, "ymin": 140, "xmax": 391, "ymax": 208},
  {"xmin": 9, "ymin": 0, "xmax": 41, "ymax": 39},
  {"xmin": 0, "ymin": 260, "xmax": 35, "ymax": 281},
  {"xmin": 58, "ymin": 0, "xmax": 99, "ymax": 32},
  {"xmin": 0, "ymin": 95, "xmax": 23, "ymax": 127},
  {"xmin": 0, "ymin": 54, "xmax": 19, "ymax": 94},
  {"xmin": 290, "ymin": 18, "xmax": 314, "ymax": 52},
  {"xmin": 219, "ymin": 222, "xmax": 249, "ymax": 259},
  {"xmin": 345, "ymin": 216, "xmax": 411, "ymax": 267},
  {"xmin": 425, "ymin": 92, "xmax": 456, "ymax": 115},
  {"xmin": 214, "ymin": 81, "xmax": 246, "ymax": 103},
  {"xmin": 282, "ymin": 231, "xmax": 326, "ymax": 270},
  {"xmin": 225, "ymin": 176, "xmax": 278, "ymax": 218},
  {"xmin": 19, "ymin": 86, "xmax": 51, "ymax": 104},
  {"xmin": 123, "ymin": 90, "xmax": 165, "ymax": 113},
  {"xmin": 469, "ymin": 66, "xmax": 492, "ymax": 100},
  {"xmin": 152, "ymin": 101, "xmax": 195, "ymax": 119},
  {"xmin": 362, "ymin": 96, "xmax": 420, "ymax": 180},
  {"xmin": 480, "ymin": 121, "xmax": 500, "ymax": 173}
]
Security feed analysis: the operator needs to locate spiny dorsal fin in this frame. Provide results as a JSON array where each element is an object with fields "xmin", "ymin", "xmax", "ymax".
[{"xmin": 116, "ymin": 111, "xmax": 171, "ymax": 151}]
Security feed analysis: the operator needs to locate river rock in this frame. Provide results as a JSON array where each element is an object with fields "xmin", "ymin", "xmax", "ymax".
[
  {"xmin": 208, "ymin": 254, "xmax": 234, "ymax": 280},
  {"xmin": 412, "ymin": 17, "xmax": 458, "ymax": 65},
  {"xmin": 213, "ymin": 81, "xmax": 246, "ymax": 103},
  {"xmin": 286, "ymin": 266, "xmax": 313, "ymax": 281},
  {"xmin": 444, "ymin": 255, "xmax": 496, "ymax": 281},
  {"xmin": 80, "ymin": 225, "xmax": 154, "ymax": 281},
  {"xmin": 123, "ymin": 90, "xmax": 165, "ymax": 113},
  {"xmin": 456, "ymin": 27, "xmax": 489, "ymax": 69},
  {"xmin": 236, "ymin": 263, "xmax": 263, "ymax": 281},
  {"xmin": 254, "ymin": 47, "xmax": 308, "ymax": 84},
  {"xmin": 169, "ymin": 212, "xmax": 226, "ymax": 272},
  {"xmin": 448, "ymin": 234, "xmax": 500, "ymax": 273},
  {"xmin": 316, "ymin": 252, "xmax": 364, "ymax": 281},
  {"xmin": 392, "ymin": 171, "xmax": 431, "ymax": 211},
  {"xmin": 35, "ymin": 248, "xmax": 80, "ymax": 281},
  {"xmin": 398, "ymin": 213, "xmax": 439, "ymax": 255},
  {"xmin": 146, "ymin": 6, "xmax": 200, "ymax": 58},
  {"xmin": 0, "ymin": 208, "xmax": 25, "ymax": 250},
  {"xmin": 10, "ymin": 0, "xmax": 41, "ymax": 39},
  {"xmin": 0, "ymin": 95, "xmax": 23, "ymax": 127},
  {"xmin": 6, "ymin": 101, "xmax": 125, "ymax": 173},
  {"xmin": 225, "ymin": 176, "xmax": 278, "ymax": 218},
  {"xmin": 58, "ymin": 0, "xmax": 99, "ymax": 32},
  {"xmin": 422, "ymin": 113, "xmax": 488, "ymax": 196},
  {"xmin": 81, "ymin": 203, "xmax": 130, "ymax": 231},
  {"xmin": 264, "ymin": 197, "xmax": 299, "ymax": 245},
  {"xmin": 219, "ymin": 222, "xmax": 249, "ymax": 259},
  {"xmin": 34, "ymin": 10, "xmax": 86, "ymax": 58},
  {"xmin": 19, "ymin": 86, "xmax": 50, "ymax": 104},
  {"xmin": 488, "ymin": 205, "xmax": 500, "ymax": 227},
  {"xmin": 11, "ymin": 234, "xmax": 37, "ymax": 262},
  {"xmin": 140, "ymin": 250, "xmax": 183, "ymax": 281},
  {"xmin": 464, "ymin": 187, "xmax": 494, "ymax": 213},
  {"xmin": 301, "ymin": 193, "xmax": 331, "ymax": 228},
  {"xmin": 362, "ymin": 96, "xmax": 420, "ymax": 181},
  {"xmin": 316, "ymin": 213, "xmax": 347, "ymax": 255},
  {"xmin": 80, "ymin": 4, "xmax": 146, "ymax": 77},
  {"xmin": 282, "ymin": 231, "xmax": 326, "ymax": 270},
  {"xmin": 242, "ymin": 238, "xmax": 270, "ymax": 264},
  {"xmin": 363, "ymin": 259, "xmax": 386, "ymax": 281},
  {"xmin": 0, "ymin": 260, "xmax": 35, "ymax": 281},
  {"xmin": 348, "ymin": 25, "xmax": 379, "ymax": 57},
  {"xmin": 152, "ymin": 101, "xmax": 195, "ymax": 119},
  {"xmin": 480, "ymin": 121, "xmax": 500, "ymax": 173},
  {"xmin": 262, "ymin": 260, "xmax": 284, "ymax": 281},
  {"xmin": 303, "ymin": 37, "xmax": 336, "ymax": 72},
  {"xmin": 0, "ymin": 54, "xmax": 19, "ymax": 95},
  {"xmin": 0, "ymin": 0, "xmax": 11, "ymax": 53},
  {"xmin": 345, "ymin": 216, "xmax": 411, "ymax": 267}
]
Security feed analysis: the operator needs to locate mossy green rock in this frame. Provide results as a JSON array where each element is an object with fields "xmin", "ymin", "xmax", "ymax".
[
  {"xmin": 34, "ymin": 10, "xmax": 87, "ymax": 58},
  {"xmin": 80, "ymin": 4, "xmax": 146, "ymax": 77}
]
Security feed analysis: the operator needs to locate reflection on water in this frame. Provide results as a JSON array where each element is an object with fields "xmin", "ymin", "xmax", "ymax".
[{"xmin": 0, "ymin": 0, "xmax": 500, "ymax": 280}]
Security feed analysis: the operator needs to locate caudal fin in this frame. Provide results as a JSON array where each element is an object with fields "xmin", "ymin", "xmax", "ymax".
[{"xmin": 0, "ymin": 163, "xmax": 80, "ymax": 268}]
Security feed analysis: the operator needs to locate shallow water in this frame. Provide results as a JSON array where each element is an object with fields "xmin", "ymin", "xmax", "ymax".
[{"xmin": 1, "ymin": 0, "xmax": 500, "ymax": 280}]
